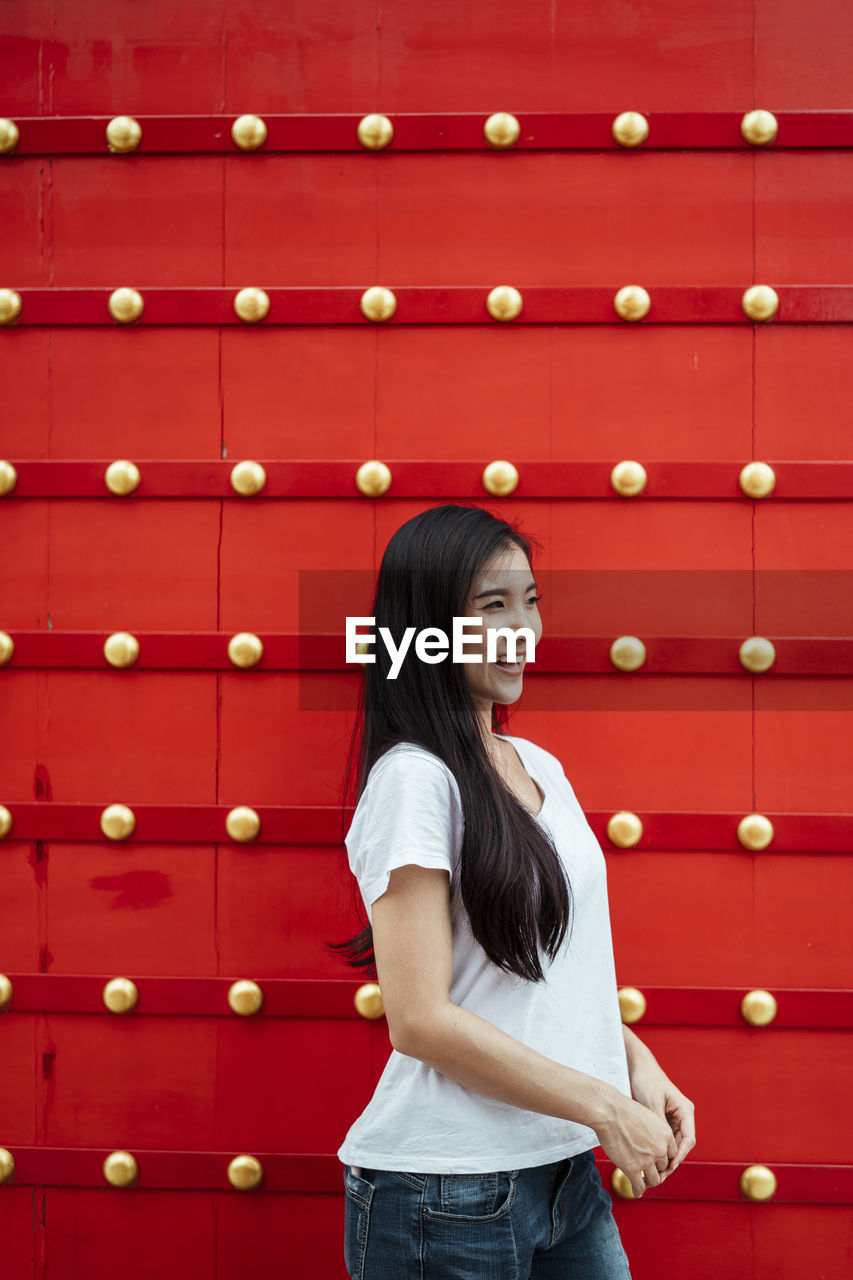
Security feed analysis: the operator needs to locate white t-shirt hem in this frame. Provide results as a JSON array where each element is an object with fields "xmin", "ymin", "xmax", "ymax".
[{"xmin": 337, "ymin": 1130, "xmax": 603, "ymax": 1174}]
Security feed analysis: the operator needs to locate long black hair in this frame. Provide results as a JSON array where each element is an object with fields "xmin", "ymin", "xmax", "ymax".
[{"xmin": 326, "ymin": 502, "xmax": 572, "ymax": 984}]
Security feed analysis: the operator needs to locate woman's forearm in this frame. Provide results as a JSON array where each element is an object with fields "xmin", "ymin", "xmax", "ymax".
[{"xmin": 394, "ymin": 1001, "xmax": 624, "ymax": 1131}]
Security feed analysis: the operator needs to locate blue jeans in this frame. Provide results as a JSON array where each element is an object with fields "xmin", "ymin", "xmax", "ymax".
[{"xmin": 343, "ymin": 1148, "xmax": 632, "ymax": 1279}]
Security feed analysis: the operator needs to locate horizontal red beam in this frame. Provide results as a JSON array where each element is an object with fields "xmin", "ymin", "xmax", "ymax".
[
  {"xmin": 1, "ymin": 1147, "xmax": 849, "ymax": 1200},
  {"xmin": 2, "ymin": 632, "xmax": 852, "ymax": 676},
  {"xmin": 5, "ymin": 112, "xmax": 853, "ymax": 154},
  {"xmin": 1, "ymin": 976, "xmax": 851, "ymax": 1027},
  {"xmin": 4, "ymin": 459, "xmax": 853, "ymax": 498},
  {"xmin": 1, "ymin": 803, "xmax": 851, "ymax": 851},
  {"xmin": 4, "ymin": 287, "xmax": 853, "ymax": 325}
]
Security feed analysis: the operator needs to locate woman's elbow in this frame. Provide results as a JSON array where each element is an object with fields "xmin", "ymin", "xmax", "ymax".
[{"xmin": 387, "ymin": 1004, "xmax": 450, "ymax": 1058}]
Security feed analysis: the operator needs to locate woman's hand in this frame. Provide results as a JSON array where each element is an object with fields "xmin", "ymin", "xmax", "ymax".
[
  {"xmin": 595, "ymin": 1093, "xmax": 679, "ymax": 1199},
  {"xmin": 622, "ymin": 1027, "xmax": 696, "ymax": 1181}
]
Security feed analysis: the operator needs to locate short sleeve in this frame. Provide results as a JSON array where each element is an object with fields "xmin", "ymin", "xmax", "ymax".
[{"xmin": 345, "ymin": 747, "xmax": 463, "ymax": 921}]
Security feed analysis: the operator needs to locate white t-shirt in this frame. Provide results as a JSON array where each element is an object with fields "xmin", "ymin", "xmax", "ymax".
[{"xmin": 336, "ymin": 733, "xmax": 632, "ymax": 1173}]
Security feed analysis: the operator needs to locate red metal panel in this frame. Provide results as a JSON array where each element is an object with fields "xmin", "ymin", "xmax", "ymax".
[
  {"xmin": 755, "ymin": 328, "xmax": 853, "ymax": 460},
  {"xmin": 756, "ymin": 152, "xmax": 853, "ymax": 283}
]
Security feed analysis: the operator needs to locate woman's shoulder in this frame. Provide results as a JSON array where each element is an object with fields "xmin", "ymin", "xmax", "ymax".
[
  {"xmin": 501, "ymin": 732, "xmax": 565, "ymax": 775},
  {"xmin": 366, "ymin": 741, "xmax": 461, "ymax": 795}
]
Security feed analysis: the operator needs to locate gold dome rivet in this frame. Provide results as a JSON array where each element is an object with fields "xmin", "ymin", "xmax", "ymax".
[
  {"xmin": 0, "ymin": 804, "xmax": 12, "ymax": 838},
  {"xmin": 100, "ymin": 804, "xmax": 136, "ymax": 841},
  {"xmin": 227, "ymin": 632, "xmax": 264, "ymax": 668},
  {"xmin": 610, "ymin": 460, "xmax": 647, "ymax": 497},
  {"xmin": 355, "ymin": 460, "xmax": 392, "ymax": 496},
  {"xmin": 741, "ymin": 110, "xmax": 778, "ymax": 147},
  {"xmin": 610, "ymin": 1168, "xmax": 636, "ymax": 1199},
  {"xmin": 484, "ymin": 112, "xmax": 521, "ymax": 148},
  {"xmin": 0, "ymin": 1147, "xmax": 15, "ymax": 1184},
  {"xmin": 225, "ymin": 806, "xmax": 261, "ymax": 843},
  {"xmin": 105, "ymin": 459, "xmax": 141, "ymax": 495},
  {"xmin": 739, "ymin": 1164, "xmax": 777, "ymax": 1201},
  {"xmin": 230, "ymin": 459, "xmax": 267, "ymax": 495},
  {"xmin": 737, "ymin": 813, "xmax": 774, "ymax": 851},
  {"xmin": 740, "ymin": 989, "xmax": 778, "ymax": 1027},
  {"xmin": 742, "ymin": 285, "xmax": 779, "ymax": 322},
  {"xmin": 0, "ymin": 119, "xmax": 20, "ymax": 155},
  {"xmin": 228, "ymin": 979, "xmax": 264, "ymax": 1016},
  {"xmin": 739, "ymin": 461, "xmax": 776, "ymax": 499},
  {"xmin": 108, "ymin": 287, "xmax": 144, "ymax": 324},
  {"xmin": 482, "ymin": 460, "xmax": 519, "ymax": 496},
  {"xmin": 360, "ymin": 286, "xmax": 397, "ymax": 323},
  {"xmin": 357, "ymin": 114, "xmax": 394, "ymax": 150},
  {"xmin": 0, "ymin": 461, "xmax": 18, "ymax": 494},
  {"xmin": 739, "ymin": 636, "xmax": 776, "ymax": 673},
  {"xmin": 231, "ymin": 114, "xmax": 268, "ymax": 151},
  {"xmin": 0, "ymin": 974, "xmax": 13, "ymax": 1009},
  {"xmin": 614, "ymin": 285, "xmax": 651, "ymax": 322},
  {"xmin": 612, "ymin": 111, "xmax": 649, "ymax": 148},
  {"xmin": 0, "ymin": 289, "xmax": 22, "ymax": 326},
  {"xmin": 486, "ymin": 285, "xmax": 523, "ymax": 322},
  {"xmin": 354, "ymin": 639, "xmax": 371, "ymax": 666},
  {"xmin": 233, "ymin": 287, "xmax": 270, "ymax": 323},
  {"xmin": 618, "ymin": 987, "xmax": 647, "ymax": 1024},
  {"xmin": 228, "ymin": 1154, "xmax": 264, "ymax": 1190},
  {"xmin": 104, "ymin": 632, "xmax": 140, "ymax": 668},
  {"xmin": 610, "ymin": 636, "xmax": 647, "ymax": 672},
  {"xmin": 606, "ymin": 811, "xmax": 643, "ymax": 849},
  {"xmin": 106, "ymin": 116, "xmax": 142, "ymax": 154},
  {"xmin": 102, "ymin": 977, "xmax": 139, "ymax": 1014},
  {"xmin": 103, "ymin": 1150, "xmax": 139, "ymax": 1186},
  {"xmin": 354, "ymin": 982, "xmax": 385, "ymax": 1020}
]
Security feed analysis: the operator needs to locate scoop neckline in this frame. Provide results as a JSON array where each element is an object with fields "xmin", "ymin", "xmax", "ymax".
[{"xmin": 495, "ymin": 733, "xmax": 548, "ymax": 819}]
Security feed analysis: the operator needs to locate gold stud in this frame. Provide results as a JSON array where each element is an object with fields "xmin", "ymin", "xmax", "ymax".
[
  {"xmin": 737, "ymin": 813, "xmax": 774, "ymax": 851},
  {"xmin": 486, "ymin": 285, "xmax": 523, "ymax": 322},
  {"xmin": 610, "ymin": 1168, "xmax": 636, "ymax": 1199},
  {"xmin": 354, "ymin": 639, "xmax": 371, "ymax": 666},
  {"xmin": 484, "ymin": 112, "xmax": 521, "ymax": 148},
  {"xmin": 104, "ymin": 632, "xmax": 140, "ymax": 668},
  {"xmin": 606, "ymin": 811, "xmax": 643, "ymax": 849},
  {"xmin": 357, "ymin": 114, "xmax": 394, "ymax": 150},
  {"xmin": 355, "ymin": 460, "xmax": 392, "ymax": 496},
  {"xmin": 739, "ymin": 1164, "xmax": 777, "ymax": 1201},
  {"xmin": 742, "ymin": 285, "xmax": 779, "ymax": 322},
  {"xmin": 740, "ymin": 989, "xmax": 778, "ymax": 1027},
  {"xmin": 230, "ymin": 460, "xmax": 267, "ymax": 495},
  {"xmin": 0, "ymin": 289, "xmax": 22, "ymax": 325},
  {"xmin": 614, "ymin": 286, "xmax": 651, "ymax": 322},
  {"xmin": 618, "ymin": 987, "xmax": 647, "ymax": 1024},
  {"xmin": 360, "ymin": 286, "xmax": 397, "ymax": 323},
  {"xmin": 108, "ymin": 287, "xmax": 144, "ymax": 324},
  {"xmin": 739, "ymin": 637, "xmax": 776, "ymax": 673},
  {"xmin": 0, "ymin": 119, "xmax": 20, "ymax": 155},
  {"xmin": 227, "ymin": 633, "xmax": 264, "ymax": 668},
  {"xmin": 482, "ymin": 460, "xmax": 519, "ymax": 496},
  {"xmin": 100, "ymin": 803, "xmax": 136, "ymax": 841},
  {"xmin": 0, "ymin": 1148, "xmax": 15, "ymax": 1184},
  {"xmin": 0, "ymin": 974, "xmax": 12, "ymax": 1009},
  {"xmin": 106, "ymin": 116, "xmax": 142, "ymax": 154},
  {"xmin": 354, "ymin": 983, "xmax": 385, "ymax": 1020},
  {"xmin": 233, "ymin": 287, "xmax": 270, "ymax": 323},
  {"xmin": 105, "ymin": 460, "xmax": 141, "ymax": 495},
  {"xmin": 0, "ymin": 462, "xmax": 17, "ymax": 495},
  {"xmin": 103, "ymin": 977, "xmax": 139, "ymax": 1014},
  {"xmin": 610, "ymin": 636, "xmax": 646, "ymax": 672},
  {"xmin": 225, "ymin": 806, "xmax": 261, "ymax": 843},
  {"xmin": 231, "ymin": 114, "xmax": 268, "ymax": 151},
  {"xmin": 739, "ymin": 461, "xmax": 776, "ymax": 499},
  {"xmin": 0, "ymin": 805, "xmax": 12, "ymax": 838},
  {"xmin": 228, "ymin": 1155, "xmax": 264, "ymax": 1190},
  {"xmin": 228, "ymin": 979, "xmax": 264, "ymax": 1016},
  {"xmin": 612, "ymin": 111, "xmax": 649, "ymax": 148},
  {"xmin": 610, "ymin": 460, "xmax": 647, "ymax": 496},
  {"xmin": 741, "ymin": 110, "xmax": 778, "ymax": 147},
  {"xmin": 103, "ymin": 1150, "xmax": 139, "ymax": 1186}
]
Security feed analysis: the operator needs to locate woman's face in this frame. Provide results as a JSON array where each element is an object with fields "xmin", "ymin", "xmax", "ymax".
[{"xmin": 461, "ymin": 543, "xmax": 543, "ymax": 721}]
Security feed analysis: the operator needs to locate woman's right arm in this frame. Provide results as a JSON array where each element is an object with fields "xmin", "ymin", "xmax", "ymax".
[{"xmin": 371, "ymin": 862, "xmax": 676, "ymax": 1198}]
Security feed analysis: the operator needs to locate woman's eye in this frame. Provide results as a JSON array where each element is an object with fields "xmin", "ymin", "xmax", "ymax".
[{"xmin": 528, "ymin": 594, "xmax": 543, "ymax": 605}]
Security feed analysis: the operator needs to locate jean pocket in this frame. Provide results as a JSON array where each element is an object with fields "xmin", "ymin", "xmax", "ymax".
[
  {"xmin": 343, "ymin": 1166, "xmax": 375, "ymax": 1279},
  {"xmin": 422, "ymin": 1169, "xmax": 518, "ymax": 1223}
]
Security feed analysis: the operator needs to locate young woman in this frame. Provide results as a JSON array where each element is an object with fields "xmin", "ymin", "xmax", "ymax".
[{"xmin": 330, "ymin": 503, "xmax": 695, "ymax": 1280}]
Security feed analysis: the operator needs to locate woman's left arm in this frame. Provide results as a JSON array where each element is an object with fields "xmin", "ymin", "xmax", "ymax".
[{"xmin": 622, "ymin": 1025, "xmax": 696, "ymax": 1177}]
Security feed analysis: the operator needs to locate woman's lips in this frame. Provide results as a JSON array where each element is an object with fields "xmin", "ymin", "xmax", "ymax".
[{"xmin": 492, "ymin": 659, "xmax": 525, "ymax": 674}]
